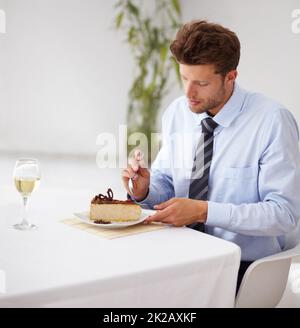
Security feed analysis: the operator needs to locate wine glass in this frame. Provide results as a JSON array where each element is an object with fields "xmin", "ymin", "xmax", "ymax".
[{"xmin": 13, "ymin": 158, "xmax": 41, "ymax": 230}]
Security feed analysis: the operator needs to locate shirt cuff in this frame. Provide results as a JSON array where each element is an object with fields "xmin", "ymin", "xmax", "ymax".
[
  {"xmin": 206, "ymin": 201, "xmax": 232, "ymax": 229},
  {"xmin": 127, "ymin": 188, "xmax": 149, "ymax": 202},
  {"xmin": 127, "ymin": 187, "xmax": 157, "ymax": 209}
]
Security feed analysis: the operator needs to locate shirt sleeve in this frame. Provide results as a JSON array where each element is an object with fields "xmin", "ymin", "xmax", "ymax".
[
  {"xmin": 206, "ymin": 108, "xmax": 300, "ymax": 236},
  {"xmin": 132, "ymin": 110, "xmax": 175, "ymax": 209}
]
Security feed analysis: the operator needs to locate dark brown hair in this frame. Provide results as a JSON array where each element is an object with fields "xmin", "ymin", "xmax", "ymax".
[{"xmin": 170, "ymin": 20, "xmax": 240, "ymax": 75}]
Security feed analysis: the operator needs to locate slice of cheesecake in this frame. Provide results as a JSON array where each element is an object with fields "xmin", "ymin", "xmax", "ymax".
[{"xmin": 90, "ymin": 188, "xmax": 141, "ymax": 223}]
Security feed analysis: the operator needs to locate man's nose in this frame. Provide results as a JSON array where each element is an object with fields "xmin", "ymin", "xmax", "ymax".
[{"xmin": 186, "ymin": 83, "xmax": 197, "ymax": 98}]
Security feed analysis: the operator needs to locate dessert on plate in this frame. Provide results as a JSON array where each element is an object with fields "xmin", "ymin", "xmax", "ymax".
[{"xmin": 90, "ymin": 188, "xmax": 141, "ymax": 223}]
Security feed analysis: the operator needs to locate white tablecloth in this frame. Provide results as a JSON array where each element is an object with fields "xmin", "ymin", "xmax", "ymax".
[{"xmin": 0, "ymin": 186, "xmax": 241, "ymax": 308}]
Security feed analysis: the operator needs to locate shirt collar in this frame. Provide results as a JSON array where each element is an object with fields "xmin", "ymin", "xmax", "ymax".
[{"xmin": 190, "ymin": 82, "xmax": 247, "ymax": 128}]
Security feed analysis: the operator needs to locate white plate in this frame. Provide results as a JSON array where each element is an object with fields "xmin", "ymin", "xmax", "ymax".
[{"xmin": 73, "ymin": 209, "xmax": 156, "ymax": 229}]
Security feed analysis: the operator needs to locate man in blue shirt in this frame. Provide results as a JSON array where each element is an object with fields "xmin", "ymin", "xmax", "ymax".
[{"xmin": 122, "ymin": 20, "xmax": 300, "ymax": 290}]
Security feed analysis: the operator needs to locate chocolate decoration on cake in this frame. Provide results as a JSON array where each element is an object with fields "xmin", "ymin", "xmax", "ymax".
[
  {"xmin": 97, "ymin": 188, "xmax": 114, "ymax": 201},
  {"xmin": 94, "ymin": 220, "xmax": 111, "ymax": 224},
  {"xmin": 91, "ymin": 188, "xmax": 134, "ymax": 205}
]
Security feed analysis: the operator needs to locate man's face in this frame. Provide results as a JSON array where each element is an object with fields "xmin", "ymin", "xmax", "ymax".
[{"xmin": 179, "ymin": 64, "xmax": 235, "ymax": 116}]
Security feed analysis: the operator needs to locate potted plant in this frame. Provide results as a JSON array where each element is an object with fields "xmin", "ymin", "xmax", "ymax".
[{"xmin": 114, "ymin": 0, "xmax": 182, "ymax": 165}]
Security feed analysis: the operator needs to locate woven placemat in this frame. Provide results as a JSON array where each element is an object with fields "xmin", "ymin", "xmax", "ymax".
[{"xmin": 61, "ymin": 218, "xmax": 169, "ymax": 239}]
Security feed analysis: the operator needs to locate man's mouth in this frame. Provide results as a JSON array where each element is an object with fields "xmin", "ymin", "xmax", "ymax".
[{"xmin": 189, "ymin": 99, "xmax": 201, "ymax": 106}]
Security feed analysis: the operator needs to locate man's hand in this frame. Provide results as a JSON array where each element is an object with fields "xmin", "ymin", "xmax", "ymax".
[
  {"xmin": 144, "ymin": 198, "xmax": 208, "ymax": 227},
  {"xmin": 122, "ymin": 149, "xmax": 150, "ymax": 201}
]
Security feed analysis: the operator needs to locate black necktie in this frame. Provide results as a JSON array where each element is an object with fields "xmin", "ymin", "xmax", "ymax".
[{"xmin": 187, "ymin": 117, "xmax": 218, "ymax": 231}]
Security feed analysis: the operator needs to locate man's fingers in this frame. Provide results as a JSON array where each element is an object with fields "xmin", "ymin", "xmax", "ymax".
[
  {"xmin": 126, "ymin": 166, "xmax": 138, "ymax": 179},
  {"xmin": 130, "ymin": 149, "xmax": 144, "ymax": 169},
  {"xmin": 154, "ymin": 198, "xmax": 176, "ymax": 210},
  {"xmin": 122, "ymin": 169, "xmax": 131, "ymax": 179},
  {"xmin": 144, "ymin": 209, "xmax": 170, "ymax": 224},
  {"xmin": 122, "ymin": 168, "xmax": 136, "ymax": 179},
  {"xmin": 128, "ymin": 149, "xmax": 148, "ymax": 174},
  {"xmin": 134, "ymin": 149, "xmax": 143, "ymax": 161},
  {"xmin": 138, "ymin": 159, "xmax": 147, "ymax": 169},
  {"xmin": 133, "ymin": 149, "xmax": 148, "ymax": 169},
  {"xmin": 128, "ymin": 158, "xmax": 139, "ymax": 171}
]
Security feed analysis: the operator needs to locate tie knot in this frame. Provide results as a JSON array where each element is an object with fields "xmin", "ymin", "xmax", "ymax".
[{"xmin": 201, "ymin": 117, "xmax": 218, "ymax": 134}]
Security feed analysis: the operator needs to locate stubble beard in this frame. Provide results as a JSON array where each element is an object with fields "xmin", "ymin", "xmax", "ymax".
[
  {"xmin": 189, "ymin": 98, "xmax": 224, "ymax": 114},
  {"xmin": 189, "ymin": 84, "xmax": 227, "ymax": 115}
]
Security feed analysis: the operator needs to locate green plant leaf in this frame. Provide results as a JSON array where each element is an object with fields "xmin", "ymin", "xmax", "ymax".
[
  {"xmin": 115, "ymin": 12, "xmax": 124, "ymax": 28},
  {"xmin": 127, "ymin": 0, "xmax": 139, "ymax": 17},
  {"xmin": 170, "ymin": 56, "xmax": 181, "ymax": 82},
  {"xmin": 171, "ymin": 0, "xmax": 181, "ymax": 15},
  {"xmin": 160, "ymin": 45, "xmax": 168, "ymax": 63},
  {"xmin": 127, "ymin": 26, "xmax": 136, "ymax": 42},
  {"xmin": 113, "ymin": 0, "xmax": 182, "ymax": 164}
]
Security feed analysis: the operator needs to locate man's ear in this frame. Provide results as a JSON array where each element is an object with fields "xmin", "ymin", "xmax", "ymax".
[{"xmin": 226, "ymin": 70, "xmax": 238, "ymax": 84}]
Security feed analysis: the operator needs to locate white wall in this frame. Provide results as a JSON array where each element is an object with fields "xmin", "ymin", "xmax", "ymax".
[
  {"xmin": 0, "ymin": 0, "xmax": 299, "ymax": 158},
  {"xmin": 182, "ymin": 0, "xmax": 300, "ymax": 123},
  {"xmin": 0, "ymin": 0, "xmax": 132, "ymax": 157}
]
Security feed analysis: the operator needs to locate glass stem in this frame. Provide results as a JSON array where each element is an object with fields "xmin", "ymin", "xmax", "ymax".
[{"xmin": 21, "ymin": 196, "xmax": 29, "ymax": 226}]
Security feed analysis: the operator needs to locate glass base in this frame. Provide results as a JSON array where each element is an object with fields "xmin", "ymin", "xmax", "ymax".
[{"xmin": 13, "ymin": 222, "xmax": 37, "ymax": 231}]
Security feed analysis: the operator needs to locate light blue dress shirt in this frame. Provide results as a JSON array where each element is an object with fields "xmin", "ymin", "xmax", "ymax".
[{"xmin": 136, "ymin": 83, "xmax": 300, "ymax": 261}]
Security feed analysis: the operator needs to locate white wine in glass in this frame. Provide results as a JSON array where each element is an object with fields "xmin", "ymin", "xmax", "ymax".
[{"xmin": 13, "ymin": 159, "xmax": 41, "ymax": 230}]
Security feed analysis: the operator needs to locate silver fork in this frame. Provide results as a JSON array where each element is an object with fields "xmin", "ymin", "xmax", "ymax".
[
  {"xmin": 128, "ymin": 178, "xmax": 134, "ymax": 195},
  {"xmin": 128, "ymin": 173, "xmax": 138, "ymax": 196}
]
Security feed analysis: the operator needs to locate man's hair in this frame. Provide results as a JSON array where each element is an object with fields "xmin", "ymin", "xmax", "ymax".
[{"xmin": 170, "ymin": 20, "xmax": 240, "ymax": 76}]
